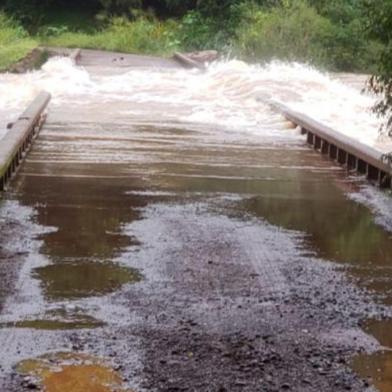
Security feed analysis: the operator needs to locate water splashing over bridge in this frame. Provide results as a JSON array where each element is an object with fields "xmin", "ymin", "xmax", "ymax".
[{"xmin": 1, "ymin": 50, "xmax": 392, "ymax": 392}]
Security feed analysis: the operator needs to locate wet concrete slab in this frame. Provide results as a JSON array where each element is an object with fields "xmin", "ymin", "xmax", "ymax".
[
  {"xmin": 77, "ymin": 48, "xmax": 181, "ymax": 69},
  {"xmin": 1, "ymin": 120, "xmax": 390, "ymax": 390},
  {"xmin": 0, "ymin": 54, "xmax": 392, "ymax": 391}
]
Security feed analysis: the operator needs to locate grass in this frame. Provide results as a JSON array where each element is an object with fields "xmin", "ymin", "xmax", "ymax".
[
  {"xmin": 41, "ymin": 17, "xmax": 181, "ymax": 56},
  {"xmin": 0, "ymin": 13, "xmax": 37, "ymax": 71},
  {"xmin": 0, "ymin": 4, "xmax": 382, "ymax": 73},
  {"xmin": 233, "ymin": 2, "xmax": 339, "ymax": 69},
  {"xmin": 0, "ymin": 40, "xmax": 37, "ymax": 71},
  {"xmin": 232, "ymin": 1, "xmax": 380, "ymax": 72},
  {"xmin": 0, "ymin": 11, "xmax": 181, "ymax": 72}
]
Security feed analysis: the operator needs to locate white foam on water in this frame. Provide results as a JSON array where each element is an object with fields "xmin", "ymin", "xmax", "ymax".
[
  {"xmin": 348, "ymin": 186, "xmax": 392, "ymax": 233},
  {"xmin": 0, "ymin": 57, "xmax": 92, "ymax": 139},
  {"xmin": 1, "ymin": 56, "xmax": 391, "ymax": 214},
  {"xmin": 1, "ymin": 56, "xmax": 390, "ymax": 149}
]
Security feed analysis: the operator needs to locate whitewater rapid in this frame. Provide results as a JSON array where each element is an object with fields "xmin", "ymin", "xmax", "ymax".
[{"xmin": 0, "ymin": 56, "xmax": 390, "ymax": 152}]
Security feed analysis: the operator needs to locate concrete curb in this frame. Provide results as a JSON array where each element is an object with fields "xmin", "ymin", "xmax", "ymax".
[
  {"xmin": 0, "ymin": 91, "xmax": 51, "ymax": 191},
  {"xmin": 6, "ymin": 48, "xmax": 49, "ymax": 74},
  {"xmin": 69, "ymin": 49, "xmax": 82, "ymax": 64},
  {"xmin": 173, "ymin": 52, "xmax": 206, "ymax": 71},
  {"xmin": 270, "ymin": 100, "xmax": 392, "ymax": 187}
]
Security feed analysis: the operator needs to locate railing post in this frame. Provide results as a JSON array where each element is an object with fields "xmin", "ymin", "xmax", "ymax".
[{"xmin": 0, "ymin": 91, "xmax": 51, "ymax": 191}]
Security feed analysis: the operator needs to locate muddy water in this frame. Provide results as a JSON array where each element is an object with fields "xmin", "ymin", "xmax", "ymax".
[
  {"xmin": 1, "ymin": 54, "xmax": 392, "ymax": 390},
  {"xmin": 0, "ymin": 56, "xmax": 391, "ymax": 150},
  {"xmin": 17, "ymin": 352, "xmax": 133, "ymax": 392}
]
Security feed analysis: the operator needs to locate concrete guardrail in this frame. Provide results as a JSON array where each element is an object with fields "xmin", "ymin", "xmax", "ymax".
[
  {"xmin": 0, "ymin": 91, "xmax": 51, "ymax": 191},
  {"xmin": 173, "ymin": 52, "xmax": 206, "ymax": 71},
  {"xmin": 69, "ymin": 49, "xmax": 81, "ymax": 64},
  {"xmin": 270, "ymin": 100, "xmax": 392, "ymax": 188}
]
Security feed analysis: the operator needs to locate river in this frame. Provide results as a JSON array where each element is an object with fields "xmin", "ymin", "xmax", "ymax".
[{"xmin": 0, "ymin": 53, "xmax": 392, "ymax": 391}]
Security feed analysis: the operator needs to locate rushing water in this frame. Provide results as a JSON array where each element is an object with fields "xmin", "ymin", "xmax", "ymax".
[
  {"xmin": 2, "ymin": 55, "xmax": 392, "ymax": 391},
  {"xmin": 0, "ymin": 57, "xmax": 391, "ymax": 150}
]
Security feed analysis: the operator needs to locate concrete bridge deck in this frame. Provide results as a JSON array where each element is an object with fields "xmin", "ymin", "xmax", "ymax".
[{"xmin": 0, "ymin": 50, "xmax": 391, "ymax": 392}]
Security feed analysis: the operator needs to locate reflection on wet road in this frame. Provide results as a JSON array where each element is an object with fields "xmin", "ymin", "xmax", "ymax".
[
  {"xmin": 0, "ymin": 52, "xmax": 392, "ymax": 391},
  {"xmin": 17, "ymin": 352, "xmax": 133, "ymax": 392}
]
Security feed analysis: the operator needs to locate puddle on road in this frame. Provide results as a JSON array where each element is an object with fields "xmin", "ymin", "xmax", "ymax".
[
  {"xmin": 3, "ymin": 87, "xmax": 392, "ymax": 389},
  {"xmin": 235, "ymin": 172, "xmax": 392, "ymax": 391},
  {"xmin": 351, "ymin": 317, "xmax": 392, "ymax": 387},
  {"xmin": 361, "ymin": 319, "xmax": 392, "ymax": 349},
  {"xmin": 240, "ymin": 186, "xmax": 392, "ymax": 268},
  {"xmin": 36, "ymin": 204, "xmax": 141, "ymax": 260},
  {"xmin": 12, "ymin": 178, "xmax": 146, "ymax": 302},
  {"xmin": 33, "ymin": 261, "xmax": 142, "ymax": 300},
  {"xmin": 352, "ymin": 351, "xmax": 392, "ymax": 392},
  {"xmin": 0, "ymin": 311, "xmax": 104, "ymax": 330},
  {"xmin": 1, "ymin": 318, "xmax": 104, "ymax": 330},
  {"xmin": 17, "ymin": 352, "xmax": 133, "ymax": 392}
]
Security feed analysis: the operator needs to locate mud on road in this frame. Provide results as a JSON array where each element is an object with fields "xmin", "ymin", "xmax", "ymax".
[
  {"xmin": 0, "ymin": 202, "xmax": 44, "ymax": 315},
  {"xmin": 1, "ymin": 52, "xmax": 392, "ymax": 391},
  {"xmin": 0, "ymin": 193, "xmax": 390, "ymax": 392},
  {"xmin": 119, "ymin": 200, "xmax": 386, "ymax": 392}
]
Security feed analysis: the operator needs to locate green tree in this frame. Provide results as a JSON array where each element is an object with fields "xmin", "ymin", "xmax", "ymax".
[
  {"xmin": 365, "ymin": 0, "xmax": 392, "ymax": 133},
  {"xmin": 0, "ymin": 0, "xmax": 52, "ymax": 31}
]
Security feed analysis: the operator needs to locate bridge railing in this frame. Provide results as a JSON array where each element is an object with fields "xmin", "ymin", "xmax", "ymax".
[
  {"xmin": 0, "ymin": 91, "xmax": 51, "ymax": 191},
  {"xmin": 270, "ymin": 100, "xmax": 392, "ymax": 188},
  {"xmin": 173, "ymin": 52, "xmax": 206, "ymax": 71}
]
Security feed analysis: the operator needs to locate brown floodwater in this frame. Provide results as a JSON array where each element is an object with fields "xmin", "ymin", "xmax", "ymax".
[
  {"xmin": 0, "ymin": 317, "xmax": 104, "ymax": 330},
  {"xmin": 351, "ymin": 319, "xmax": 392, "ymax": 392},
  {"xmin": 17, "ymin": 352, "xmax": 133, "ymax": 392},
  {"xmin": 0, "ymin": 307, "xmax": 105, "ymax": 330},
  {"xmin": 4, "ymin": 116, "xmax": 392, "ymax": 390},
  {"xmin": 33, "ymin": 261, "xmax": 141, "ymax": 300},
  {"xmin": 352, "ymin": 351, "xmax": 392, "ymax": 392},
  {"xmin": 1, "ymin": 57, "xmax": 392, "ymax": 390},
  {"xmin": 6, "ymin": 117, "xmax": 392, "ymax": 389},
  {"xmin": 12, "ymin": 175, "xmax": 146, "ymax": 303}
]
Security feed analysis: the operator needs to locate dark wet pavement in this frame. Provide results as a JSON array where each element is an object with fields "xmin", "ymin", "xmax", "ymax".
[{"xmin": 0, "ymin": 53, "xmax": 392, "ymax": 391}]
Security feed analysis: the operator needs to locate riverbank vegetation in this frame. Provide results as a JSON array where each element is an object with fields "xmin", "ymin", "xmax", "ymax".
[
  {"xmin": 42, "ymin": 17, "xmax": 180, "ymax": 55},
  {"xmin": 0, "ymin": 13, "xmax": 36, "ymax": 71},
  {"xmin": 0, "ymin": 0, "xmax": 384, "ymax": 72},
  {"xmin": 365, "ymin": 0, "xmax": 392, "ymax": 133}
]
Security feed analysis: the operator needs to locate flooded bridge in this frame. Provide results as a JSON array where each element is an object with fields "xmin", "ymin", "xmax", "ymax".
[{"xmin": 0, "ymin": 49, "xmax": 392, "ymax": 392}]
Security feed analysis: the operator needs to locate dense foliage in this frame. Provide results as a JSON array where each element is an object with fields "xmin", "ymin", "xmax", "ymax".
[
  {"xmin": 365, "ymin": 0, "xmax": 392, "ymax": 134},
  {"xmin": 44, "ymin": 17, "xmax": 180, "ymax": 55},
  {"xmin": 0, "ymin": 0, "xmax": 386, "ymax": 74},
  {"xmin": 2, "ymin": 0, "xmax": 392, "ymax": 129},
  {"xmin": 0, "ymin": 12, "xmax": 36, "ymax": 71}
]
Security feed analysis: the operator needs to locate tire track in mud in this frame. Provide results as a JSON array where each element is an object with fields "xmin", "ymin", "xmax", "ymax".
[
  {"xmin": 119, "ymin": 200, "xmax": 383, "ymax": 391},
  {"xmin": 0, "ymin": 54, "xmax": 391, "ymax": 391}
]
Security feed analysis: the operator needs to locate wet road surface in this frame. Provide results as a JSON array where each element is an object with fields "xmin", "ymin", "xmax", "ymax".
[{"xmin": 0, "ymin": 51, "xmax": 392, "ymax": 391}]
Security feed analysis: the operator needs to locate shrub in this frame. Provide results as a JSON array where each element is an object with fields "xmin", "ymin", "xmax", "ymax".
[
  {"xmin": 1, "ymin": 0, "xmax": 52, "ymax": 33},
  {"xmin": 0, "ymin": 12, "xmax": 37, "ymax": 70},
  {"xmin": 43, "ymin": 16, "xmax": 181, "ymax": 55},
  {"xmin": 178, "ymin": 11, "xmax": 224, "ymax": 51},
  {"xmin": 232, "ymin": 0, "xmax": 380, "ymax": 71},
  {"xmin": 233, "ymin": 1, "xmax": 335, "ymax": 65},
  {"xmin": 178, "ymin": 3, "xmax": 247, "ymax": 52},
  {"xmin": 365, "ymin": 0, "xmax": 392, "ymax": 132}
]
